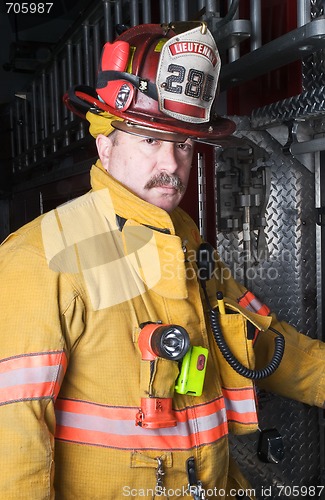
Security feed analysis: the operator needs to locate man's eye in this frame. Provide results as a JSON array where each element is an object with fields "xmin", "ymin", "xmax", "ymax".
[
  {"xmin": 145, "ymin": 138, "xmax": 158, "ymax": 145},
  {"xmin": 177, "ymin": 142, "xmax": 192, "ymax": 152}
]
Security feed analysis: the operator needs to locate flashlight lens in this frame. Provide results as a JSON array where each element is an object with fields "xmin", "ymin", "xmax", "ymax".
[
  {"xmin": 115, "ymin": 83, "xmax": 132, "ymax": 110},
  {"xmin": 151, "ymin": 325, "xmax": 190, "ymax": 361}
]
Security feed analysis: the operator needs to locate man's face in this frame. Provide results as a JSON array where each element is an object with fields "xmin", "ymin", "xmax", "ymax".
[{"xmin": 97, "ymin": 130, "xmax": 194, "ymax": 213}]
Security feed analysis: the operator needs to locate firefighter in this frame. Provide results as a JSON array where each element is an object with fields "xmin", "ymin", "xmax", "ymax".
[{"xmin": 0, "ymin": 22, "xmax": 324, "ymax": 500}]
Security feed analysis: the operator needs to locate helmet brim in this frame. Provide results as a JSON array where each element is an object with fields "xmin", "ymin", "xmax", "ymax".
[
  {"xmin": 111, "ymin": 113, "xmax": 236, "ymax": 144},
  {"xmin": 64, "ymin": 85, "xmax": 236, "ymax": 144},
  {"xmin": 111, "ymin": 120, "xmax": 190, "ymax": 142}
]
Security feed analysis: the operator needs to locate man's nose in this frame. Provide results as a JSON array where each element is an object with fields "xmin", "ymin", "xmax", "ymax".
[{"xmin": 158, "ymin": 144, "xmax": 179, "ymax": 173}]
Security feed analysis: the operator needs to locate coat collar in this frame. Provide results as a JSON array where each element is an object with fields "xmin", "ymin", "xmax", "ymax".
[{"xmin": 90, "ymin": 160, "xmax": 177, "ymax": 236}]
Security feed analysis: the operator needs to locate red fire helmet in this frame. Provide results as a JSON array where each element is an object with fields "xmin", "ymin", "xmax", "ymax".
[{"xmin": 64, "ymin": 22, "xmax": 235, "ymax": 143}]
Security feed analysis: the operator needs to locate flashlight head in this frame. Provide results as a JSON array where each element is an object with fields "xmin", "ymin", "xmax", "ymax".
[
  {"xmin": 150, "ymin": 325, "xmax": 190, "ymax": 361},
  {"xmin": 138, "ymin": 323, "xmax": 190, "ymax": 361}
]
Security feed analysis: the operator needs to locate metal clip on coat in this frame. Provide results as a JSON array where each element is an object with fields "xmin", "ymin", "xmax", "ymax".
[
  {"xmin": 136, "ymin": 322, "xmax": 190, "ymax": 429},
  {"xmin": 186, "ymin": 457, "xmax": 206, "ymax": 500}
]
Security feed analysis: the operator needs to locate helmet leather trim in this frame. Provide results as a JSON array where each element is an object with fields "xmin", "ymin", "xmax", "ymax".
[{"xmin": 111, "ymin": 120, "xmax": 189, "ymax": 143}]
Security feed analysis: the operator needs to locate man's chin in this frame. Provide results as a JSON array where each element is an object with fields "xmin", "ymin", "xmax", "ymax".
[
  {"xmin": 143, "ymin": 187, "xmax": 184, "ymax": 212},
  {"xmin": 155, "ymin": 195, "xmax": 182, "ymax": 213}
]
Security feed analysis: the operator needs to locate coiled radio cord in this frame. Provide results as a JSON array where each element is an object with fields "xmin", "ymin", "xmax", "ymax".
[{"xmin": 209, "ymin": 307, "xmax": 285, "ymax": 380}]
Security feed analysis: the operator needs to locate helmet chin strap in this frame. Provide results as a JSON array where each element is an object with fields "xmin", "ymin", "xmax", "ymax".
[{"xmin": 96, "ymin": 70, "xmax": 159, "ymax": 101}]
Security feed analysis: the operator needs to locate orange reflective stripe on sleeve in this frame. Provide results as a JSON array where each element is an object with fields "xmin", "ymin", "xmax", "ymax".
[
  {"xmin": 238, "ymin": 291, "xmax": 270, "ymax": 316},
  {"xmin": 238, "ymin": 291, "xmax": 270, "ymax": 342},
  {"xmin": 222, "ymin": 387, "xmax": 258, "ymax": 426},
  {"xmin": 0, "ymin": 351, "xmax": 68, "ymax": 405},
  {"xmin": 55, "ymin": 397, "xmax": 229, "ymax": 450}
]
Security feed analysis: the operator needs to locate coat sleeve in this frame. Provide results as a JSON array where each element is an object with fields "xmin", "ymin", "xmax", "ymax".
[
  {"xmin": 0, "ymin": 232, "xmax": 85, "ymax": 498},
  {"xmin": 253, "ymin": 315, "xmax": 325, "ymax": 408},
  {"xmin": 215, "ymin": 257, "xmax": 325, "ymax": 409}
]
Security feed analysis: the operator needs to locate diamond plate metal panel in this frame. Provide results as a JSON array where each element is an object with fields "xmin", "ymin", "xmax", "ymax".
[
  {"xmin": 229, "ymin": 396, "xmax": 321, "ymax": 500},
  {"xmin": 216, "ymin": 118, "xmax": 321, "ymax": 499},
  {"xmin": 251, "ymin": 1, "xmax": 325, "ymax": 129},
  {"xmin": 251, "ymin": 87, "xmax": 325, "ymax": 129},
  {"xmin": 303, "ymin": 2, "xmax": 325, "ymax": 92},
  {"xmin": 217, "ymin": 121, "xmax": 317, "ymax": 335}
]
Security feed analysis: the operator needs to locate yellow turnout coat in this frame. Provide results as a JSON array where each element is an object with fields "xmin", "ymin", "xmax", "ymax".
[{"xmin": 0, "ymin": 160, "xmax": 324, "ymax": 499}]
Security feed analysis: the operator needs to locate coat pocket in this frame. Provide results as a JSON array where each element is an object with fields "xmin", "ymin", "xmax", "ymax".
[
  {"xmin": 130, "ymin": 451, "xmax": 173, "ymax": 499},
  {"xmin": 211, "ymin": 311, "xmax": 259, "ymax": 435}
]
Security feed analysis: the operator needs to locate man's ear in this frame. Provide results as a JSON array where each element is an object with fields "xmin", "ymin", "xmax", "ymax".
[{"xmin": 96, "ymin": 134, "xmax": 113, "ymax": 171}]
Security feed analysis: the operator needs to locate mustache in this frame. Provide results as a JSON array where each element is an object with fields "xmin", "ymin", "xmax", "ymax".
[{"xmin": 145, "ymin": 172, "xmax": 185, "ymax": 193}]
